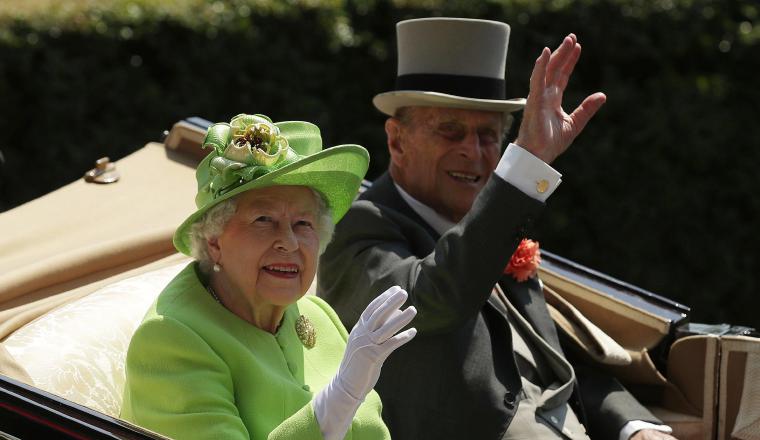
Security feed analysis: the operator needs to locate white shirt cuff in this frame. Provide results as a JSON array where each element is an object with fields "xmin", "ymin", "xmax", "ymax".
[
  {"xmin": 494, "ymin": 143, "xmax": 562, "ymax": 202},
  {"xmin": 619, "ymin": 420, "xmax": 673, "ymax": 440}
]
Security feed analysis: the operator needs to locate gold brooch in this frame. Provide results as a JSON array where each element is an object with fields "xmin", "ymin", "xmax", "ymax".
[{"xmin": 295, "ymin": 315, "xmax": 316, "ymax": 349}]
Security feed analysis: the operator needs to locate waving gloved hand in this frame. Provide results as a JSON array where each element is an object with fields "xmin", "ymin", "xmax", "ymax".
[
  {"xmin": 313, "ymin": 286, "xmax": 417, "ymax": 440},
  {"xmin": 337, "ymin": 285, "xmax": 418, "ymax": 399}
]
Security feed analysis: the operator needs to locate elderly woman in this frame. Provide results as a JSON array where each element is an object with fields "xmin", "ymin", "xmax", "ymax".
[{"xmin": 120, "ymin": 114, "xmax": 417, "ymax": 439}]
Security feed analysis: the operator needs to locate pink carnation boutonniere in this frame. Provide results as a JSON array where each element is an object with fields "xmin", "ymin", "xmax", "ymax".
[{"xmin": 504, "ymin": 239, "xmax": 541, "ymax": 282}]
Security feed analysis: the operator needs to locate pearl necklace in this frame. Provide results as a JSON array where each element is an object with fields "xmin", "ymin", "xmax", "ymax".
[
  {"xmin": 206, "ymin": 284, "xmax": 315, "ymax": 348},
  {"xmin": 207, "ymin": 285, "xmax": 222, "ymax": 304}
]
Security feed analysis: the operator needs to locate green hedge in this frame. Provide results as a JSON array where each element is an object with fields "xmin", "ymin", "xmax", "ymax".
[{"xmin": 1, "ymin": 0, "xmax": 758, "ymax": 329}]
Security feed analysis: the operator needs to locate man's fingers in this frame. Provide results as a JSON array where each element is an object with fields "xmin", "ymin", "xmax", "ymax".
[
  {"xmin": 545, "ymin": 35, "xmax": 575, "ymax": 85},
  {"xmin": 554, "ymin": 42, "xmax": 582, "ymax": 92},
  {"xmin": 365, "ymin": 287, "xmax": 408, "ymax": 331},
  {"xmin": 372, "ymin": 305, "xmax": 417, "ymax": 343},
  {"xmin": 528, "ymin": 47, "xmax": 551, "ymax": 100},
  {"xmin": 360, "ymin": 285, "xmax": 404, "ymax": 323},
  {"xmin": 568, "ymin": 92, "xmax": 607, "ymax": 136}
]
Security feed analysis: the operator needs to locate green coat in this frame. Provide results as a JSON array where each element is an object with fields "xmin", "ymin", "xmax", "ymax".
[{"xmin": 121, "ymin": 263, "xmax": 390, "ymax": 440}]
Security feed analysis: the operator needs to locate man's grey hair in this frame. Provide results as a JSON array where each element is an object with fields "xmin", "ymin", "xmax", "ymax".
[
  {"xmin": 393, "ymin": 106, "xmax": 515, "ymax": 141},
  {"xmin": 188, "ymin": 188, "xmax": 335, "ymax": 275}
]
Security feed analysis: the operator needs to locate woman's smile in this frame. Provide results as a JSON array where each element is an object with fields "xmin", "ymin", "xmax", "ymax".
[{"xmin": 262, "ymin": 263, "xmax": 300, "ymax": 279}]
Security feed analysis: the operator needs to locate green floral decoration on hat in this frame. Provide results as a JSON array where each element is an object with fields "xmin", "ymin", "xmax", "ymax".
[
  {"xmin": 173, "ymin": 112, "xmax": 370, "ymax": 256},
  {"xmin": 203, "ymin": 113, "xmax": 300, "ymax": 198}
]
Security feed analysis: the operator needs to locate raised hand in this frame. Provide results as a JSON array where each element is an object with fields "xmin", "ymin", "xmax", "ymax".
[
  {"xmin": 337, "ymin": 285, "xmax": 417, "ymax": 399},
  {"xmin": 313, "ymin": 286, "xmax": 417, "ymax": 440},
  {"xmin": 515, "ymin": 34, "xmax": 607, "ymax": 164}
]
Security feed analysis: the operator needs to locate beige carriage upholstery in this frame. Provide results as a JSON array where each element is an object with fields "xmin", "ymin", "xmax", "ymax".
[
  {"xmin": 718, "ymin": 336, "xmax": 760, "ymax": 440},
  {"xmin": 654, "ymin": 335, "xmax": 720, "ymax": 440},
  {"xmin": 2, "ymin": 258, "xmax": 190, "ymax": 416},
  {"xmin": 0, "ymin": 142, "xmax": 198, "ymax": 342},
  {"xmin": 0, "ymin": 140, "xmax": 200, "ymax": 416},
  {"xmin": 648, "ymin": 334, "xmax": 760, "ymax": 440},
  {"xmin": 539, "ymin": 265, "xmax": 760, "ymax": 440}
]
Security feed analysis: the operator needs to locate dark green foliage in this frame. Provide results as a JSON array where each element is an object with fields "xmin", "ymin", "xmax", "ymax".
[{"xmin": 1, "ymin": 0, "xmax": 757, "ymax": 328}]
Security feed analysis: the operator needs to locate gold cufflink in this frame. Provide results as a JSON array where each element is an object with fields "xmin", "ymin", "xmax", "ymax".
[{"xmin": 536, "ymin": 179, "xmax": 549, "ymax": 194}]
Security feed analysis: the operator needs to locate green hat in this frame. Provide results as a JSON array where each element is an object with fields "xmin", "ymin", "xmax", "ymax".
[{"xmin": 173, "ymin": 113, "xmax": 369, "ymax": 255}]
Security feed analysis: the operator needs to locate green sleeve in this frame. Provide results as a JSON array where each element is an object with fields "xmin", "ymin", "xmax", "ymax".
[
  {"xmin": 267, "ymin": 403, "xmax": 323, "ymax": 440},
  {"xmin": 122, "ymin": 316, "xmax": 325, "ymax": 440}
]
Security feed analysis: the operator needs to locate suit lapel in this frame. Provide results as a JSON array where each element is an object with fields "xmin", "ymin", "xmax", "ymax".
[
  {"xmin": 486, "ymin": 293, "xmax": 509, "ymax": 317},
  {"xmin": 499, "ymin": 275, "xmax": 565, "ymax": 357}
]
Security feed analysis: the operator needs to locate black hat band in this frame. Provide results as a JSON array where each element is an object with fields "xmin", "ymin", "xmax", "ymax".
[{"xmin": 395, "ymin": 73, "xmax": 506, "ymax": 100}]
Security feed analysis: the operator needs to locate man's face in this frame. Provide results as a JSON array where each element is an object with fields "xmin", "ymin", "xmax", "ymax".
[{"xmin": 387, "ymin": 107, "xmax": 503, "ymax": 222}]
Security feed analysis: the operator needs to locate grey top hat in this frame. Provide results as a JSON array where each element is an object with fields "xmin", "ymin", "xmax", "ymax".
[{"xmin": 373, "ymin": 17, "xmax": 526, "ymax": 116}]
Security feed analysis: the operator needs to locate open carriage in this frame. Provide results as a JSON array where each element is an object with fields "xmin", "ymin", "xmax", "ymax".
[{"xmin": 1, "ymin": 118, "xmax": 758, "ymax": 440}]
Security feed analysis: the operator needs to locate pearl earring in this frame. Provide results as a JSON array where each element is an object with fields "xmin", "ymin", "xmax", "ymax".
[{"xmin": 213, "ymin": 263, "xmax": 221, "ymax": 273}]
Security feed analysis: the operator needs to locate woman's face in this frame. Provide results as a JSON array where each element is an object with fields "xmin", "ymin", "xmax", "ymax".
[{"xmin": 210, "ymin": 185, "xmax": 320, "ymax": 309}]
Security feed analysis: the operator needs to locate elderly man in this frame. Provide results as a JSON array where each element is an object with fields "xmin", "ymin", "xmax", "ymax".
[{"xmin": 319, "ymin": 18, "xmax": 675, "ymax": 440}]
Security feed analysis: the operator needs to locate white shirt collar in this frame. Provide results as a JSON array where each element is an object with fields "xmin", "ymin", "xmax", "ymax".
[{"xmin": 393, "ymin": 182, "xmax": 456, "ymax": 235}]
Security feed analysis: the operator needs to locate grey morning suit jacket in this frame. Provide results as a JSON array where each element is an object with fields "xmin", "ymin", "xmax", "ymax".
[{"xmin": 318, "ymin": 172, "xmax": 660, "ymax": 440}]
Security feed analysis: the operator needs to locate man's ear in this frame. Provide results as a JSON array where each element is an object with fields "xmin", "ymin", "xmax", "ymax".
[{"xmin": 385, "ymin": 117, "xmax": 404, "ymax": 167}]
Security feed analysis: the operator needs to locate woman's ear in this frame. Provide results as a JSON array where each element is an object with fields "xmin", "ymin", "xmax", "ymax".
[{"xmin": 207, "ymin": 237, "xmax": 221, "ymax": 264}]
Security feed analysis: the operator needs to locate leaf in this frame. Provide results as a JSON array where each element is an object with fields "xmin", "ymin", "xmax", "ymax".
[{"xmin": 203, "ymin": 123, "xmax": 232, "ymax": 154}]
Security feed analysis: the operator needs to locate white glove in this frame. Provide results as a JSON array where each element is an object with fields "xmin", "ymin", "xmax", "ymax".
[{"xmin": 313, "ymin": 286, "xmax": 417, "ymax": 440}]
